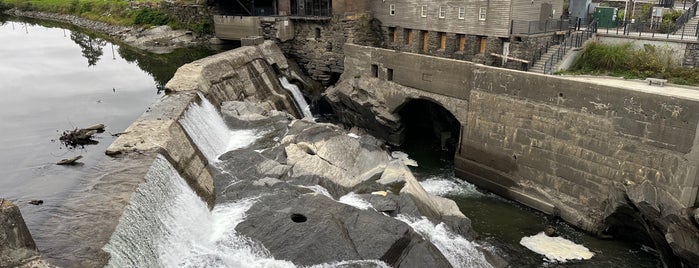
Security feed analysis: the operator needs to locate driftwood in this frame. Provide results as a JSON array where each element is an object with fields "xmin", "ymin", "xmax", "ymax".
[
  {"xmin": 59, "ymin": 124, "xmax": 105, "ymax": 148},
  {"xmin": 57, "ymin": 155, "xmax": 83, "ymax": 165},
  {"xmin": 28, "ymin": 200, "xmax": 44, "ymax": 205},
  {"xmin": 83, "ymin": 124, "xmax": 105, "ymax": 131}
]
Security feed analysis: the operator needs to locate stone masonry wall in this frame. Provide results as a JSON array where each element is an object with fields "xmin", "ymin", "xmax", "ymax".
[
  {"xmin": 264, "ymin": 13, "xmax": 381, "ymax": 86},
  {"xmin": 340, "ymin": 44, "xmax": 699, "ymax": 265},
  {"xmin": 685, "ymin": 43, "xmax": 699, "ymax": 68}
]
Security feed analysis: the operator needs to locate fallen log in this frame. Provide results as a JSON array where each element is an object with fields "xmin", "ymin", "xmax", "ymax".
[
  {"xmin": 83, "ymin": 124, "xmax": 105, "ymax": 131},
  {"xmin": 57, "ymin": 155, "xmax": 83, "ymax": 165}
]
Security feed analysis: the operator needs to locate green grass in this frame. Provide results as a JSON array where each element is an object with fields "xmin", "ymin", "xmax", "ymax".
[
  {"xmin": 565, "ymin": 41, "xmax": 699, "ymax": 86},
  {"xmin": 0, "ymin": 0, "xmax": 210, "ymax": 34}
]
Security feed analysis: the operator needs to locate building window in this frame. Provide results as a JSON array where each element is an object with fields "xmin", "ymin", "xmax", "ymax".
[
  {"xmin": 421, "ymin": 30, "xmax": 428, "ymax": 51},
  {"xmin": 421, "ymin": 5, "xmax": 428, "ymax": 17},
  {"xmin": 388, "ymin": 27, "xmax": 396, "ymax": 43},
  {"xmin": 479, "ymin": 37, "xmax": 487, "ymax": 54},
  {"xmin": 389, "ymin": 4, "xmax": 395, "ymax": 16},
  {"xmin": 479, "ymin": 7, "xmax": 487, "ymax": 21},
  {"xmin": 404, "ymin": 28, "xmax": 413, "ymax": 45},
  {"xmin": 439, "ymin": 6, "xmax": 446, "ymax": 18},
  {"xmin": 387, "ymin": 68, "xmax": 394, "ymax": 81},
  {"xmin": 457, "ymin": 34, "xmax": 466, "ymax": 51},
  {"xmin": 458, "ymin": 7, "xmax": 465, "ymax": 19},
  {"xmin": 371, "ymin": 64, "xmax": 379, "ymax": 78},
  {"xmin": 439, "ymin": 32, "xmax": 446, "ymax": 50}
]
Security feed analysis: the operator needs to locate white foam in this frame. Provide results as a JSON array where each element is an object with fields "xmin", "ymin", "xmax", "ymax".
[
  {"xmin": 347, "ymin": 133, "xmax": 360, "ymax": 139},
  {"xmin": 419, "ymin": 177, "xmax": 483, "ymax": 197},
  {"xmin": 396, "ymin": 215, "xmax": 493, "ymax": 268},
  {"xmin": 338, "ymin": 192, "xmax": 374, "ymax": 210},
  {"xmin": 519, "ymin": 232, "xmax": 595, "ymax": 262},
  {"xmin": 298, "ymin": 185, "xmax": 333, "ymax": 199}
]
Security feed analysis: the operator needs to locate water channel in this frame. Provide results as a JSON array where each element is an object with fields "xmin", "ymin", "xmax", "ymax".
[{"xmin": 0, "ymin": 16, "xmax": 663, "ymax": 268}]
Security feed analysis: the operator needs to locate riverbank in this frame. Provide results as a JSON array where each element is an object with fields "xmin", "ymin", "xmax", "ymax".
[{"xmin": 2, "ymin": 8, "xmax": 207, "ymax": 53}]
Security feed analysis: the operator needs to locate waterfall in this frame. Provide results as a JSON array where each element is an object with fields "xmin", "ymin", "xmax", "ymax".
[
  {"xmin": 396, "ymin": 214, "xmax": 493, "ymax": 268},
  {"xmin": 179, "ymin": 93, "xmax": 260, "ymax": 162},
  {"xmin": 279, "ymin": 77, "xmax": 314, "ymax": 121},
  {"xmin": 102, "ymin": 155, "xmax": 295, "ymax": 267}
]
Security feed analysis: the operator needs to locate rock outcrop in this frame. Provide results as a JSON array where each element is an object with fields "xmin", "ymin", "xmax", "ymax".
[
  {"xmin": 213, "ymin": 101, "xmax": 493, "ymax": 267},
  {"xmin": 0, "ymin": 199, "xmax": 52, "ymax": 268}
]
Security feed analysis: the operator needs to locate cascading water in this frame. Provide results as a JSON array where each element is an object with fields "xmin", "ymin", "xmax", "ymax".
[
  {"xmin": 396, "ymin": 214, "xmax": 493, "ymax": 268},
  {"xmin": 102, "ymin": 155, "xmax": 296, "ymax": 267},
  {"xmin": 179, "ymin": 93, "xmax": 260, "ymax": 162},
  {"xmin": 279, "ymin": 77, "xmax": 314, "ymax": 121}
]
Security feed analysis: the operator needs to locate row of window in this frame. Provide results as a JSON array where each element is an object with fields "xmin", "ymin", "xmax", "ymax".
[
  {"xmin": 387, "ymin": 27, "xmax": 488, "ymax": 54},
  {"xmin": 389, "ymin": 4, "xmax": 486, "ymax": 21}
]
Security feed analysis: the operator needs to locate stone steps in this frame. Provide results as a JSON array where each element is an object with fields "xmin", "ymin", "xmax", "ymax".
[
  {"xmin": 674, "ymin": 15, "xmax": 699, "ymax": 36},
  {"xmin": 529, "ymin": 45, "xmax": 561, "ymax": 73}
]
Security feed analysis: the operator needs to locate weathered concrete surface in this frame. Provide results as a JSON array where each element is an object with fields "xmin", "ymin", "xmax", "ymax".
[
  {"xmin": 105, "ymin": 92, "xmax": 214, "ymax": 206},
  {"xmin": 165, "ymin": 41, "xmax": 299, "ymax": 116},
  {"xmin": 0, "ymin": 199, "xmax": 45, "ymax": 267},
  {"xmin": 326, "ymin": 76, "xmax": 468, "ymax": 145},
  {"xmin": 331, "ymin": 43, "xmax": 699, "ymax": 266}
]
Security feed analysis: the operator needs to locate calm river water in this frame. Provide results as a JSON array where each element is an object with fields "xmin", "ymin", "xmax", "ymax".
[{"xmin": 0, "ymin": 17, "xmax": 219, "ymax": 260}]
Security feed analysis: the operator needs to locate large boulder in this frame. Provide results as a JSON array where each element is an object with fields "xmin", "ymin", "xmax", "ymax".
[
  {"xmin": 235, "ymin": 187, "xmax": 451, "ymax": 267},
  {"xmin": 0, "ymin": 199, "xmax": 52, "ymax": 267}
]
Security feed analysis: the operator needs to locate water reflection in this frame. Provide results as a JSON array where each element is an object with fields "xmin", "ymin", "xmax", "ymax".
[
  {"xmin": 0, "ymin": 17, "xmax": 223, "ymax": 264},
  {"xmin": 69, "ymin": 31, "xmax": 106, "ymax": 66}
]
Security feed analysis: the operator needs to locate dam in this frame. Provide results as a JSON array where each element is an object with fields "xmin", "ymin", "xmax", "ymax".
[{"xmin": 1, "ymin": 18, "xmax": 698, "ymax": 267}]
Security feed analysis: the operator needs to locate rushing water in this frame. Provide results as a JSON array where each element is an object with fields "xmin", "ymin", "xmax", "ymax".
[
  {"xmin": 399, "ymin": 136, "xmax": 663, "ymax": 267},
  {"xmin": 0, "ymin": 17, "xmax": 220, "ymax": 261},
  {"xmin": 179, "ymin": 93, "xmax": 260, "ymax": 162},
  {"xmin": 279, "ymin": 77, "xmax": 314, "ymax": 120}
]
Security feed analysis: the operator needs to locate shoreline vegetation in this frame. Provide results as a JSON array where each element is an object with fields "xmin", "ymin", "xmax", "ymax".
[
  {"xmin": 561, "ymin": 41, "xmax": 699, "ymax": 86},
  {"xmin": 0, "ymin": 0, "xmax": 212, "ymax": 35}
]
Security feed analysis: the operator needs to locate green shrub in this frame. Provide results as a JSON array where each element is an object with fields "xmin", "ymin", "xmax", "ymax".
[
  {"xmin": 570, "ymin": 41, "xmax": 698, "ymax": 86},
  {"xmin": 68, "ymin": 0, "xmax": 79, "ymax": 13},
  {"xmin": 0, "ymin": 0, "xmax": 11, "ymax": 11},
  {"xmin": 133, "ymin": 7, "xmax": 171, "ymax": 26}
]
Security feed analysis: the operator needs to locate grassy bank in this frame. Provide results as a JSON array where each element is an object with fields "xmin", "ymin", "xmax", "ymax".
[
  {"xmin": 0, "ymin": 0, "xmax": 211, "ymax": 34},
  {"xmin": 564, "ymin": 41, "xmax": 699, "ymax": 86}
]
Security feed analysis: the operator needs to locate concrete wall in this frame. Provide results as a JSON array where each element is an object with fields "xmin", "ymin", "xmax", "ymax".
[
  {"xmin": 214, "ymin": 15, "xmax": 262, "ymax": 40},
  {"xmin": 340, "ymin": 44, "xmax": 699, "ymax": 264}
]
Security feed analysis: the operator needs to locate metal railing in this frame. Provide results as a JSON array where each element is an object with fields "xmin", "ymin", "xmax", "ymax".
[
  {"xmin": 675, "ymin": 1, "xmax": 698, "ymax": 26},
  {"xmin": 542, "ymin": 19, "xmax": 597, "ymax": 74},
  {"xmin": 597, "ymin": 19, "xmax": 699, "ymax": 41}
]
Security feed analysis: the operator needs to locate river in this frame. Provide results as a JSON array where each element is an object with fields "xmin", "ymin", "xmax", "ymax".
[{"xmin": 0, "ymin": 16, "xmax": 221, "ymax": 261}]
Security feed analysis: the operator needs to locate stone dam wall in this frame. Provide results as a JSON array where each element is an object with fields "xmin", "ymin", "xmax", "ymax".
[{"xmin": 330, "ymin": 43, "xmax": 699, "ymax": 266}]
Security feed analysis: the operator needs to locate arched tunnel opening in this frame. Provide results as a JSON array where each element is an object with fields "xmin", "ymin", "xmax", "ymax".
[{"xmin": 395, "ymin": 99, "xmax": 461, "ymax": 173}]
